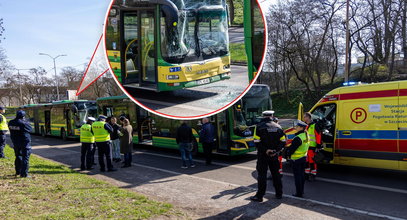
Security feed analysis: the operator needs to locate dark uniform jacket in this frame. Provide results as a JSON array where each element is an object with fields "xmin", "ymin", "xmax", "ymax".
[
  {"xmin": 256, "ymin": 118, "xmax": 285, "ymax": 155},
  {"xmin": 8, "ymin": 115, "xmax": 32, "ymax": 147}
]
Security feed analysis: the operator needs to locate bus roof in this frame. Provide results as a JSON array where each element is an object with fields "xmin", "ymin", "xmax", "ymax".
[
  {"xmin": 97, "ymin": 95, "xmax": 128, "ymax": 101},
  {"xmin": 51, "ymin": 100, "xmax": 94, "ymax": 105}
]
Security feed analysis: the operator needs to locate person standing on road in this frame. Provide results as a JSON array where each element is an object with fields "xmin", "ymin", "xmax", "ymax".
[
  {"xmin": 8, "ymin": 110, "xmax": 32, "ymax": 178},
  {"xmin": 80, "ymin": 117, "xmax": 96, "ymax": 170},
  {"xmin": 120, "ymin": 119, "xmax": 133, "ymax": 168},
  {"xmin": 0, "ymin": 106, "xmax": 9, "ymax": 159},
  {"xmin": 250, "ymin": 111, "xmax": 285, "ymax": 202},
  {"xmin": 176, "ymin": 121, "xmax": 196, "ymax": 169},
  {"xmin": 109, "ymin": 117, "xmax": 121, "ymax": 163},
  {"xmin": 303, "ymin": 112, "xmax": 322, "ymax": 181},
  {"xmin": 285, "ymin": 121, "xmax": 310, "ymax": 198},
  {"xmin": 92, "ymin": 115, "xmax": 117, "ymax": 172},
  {"xmin": 199, "ymin": 118, "xmax": 216, "ymax": 165}
]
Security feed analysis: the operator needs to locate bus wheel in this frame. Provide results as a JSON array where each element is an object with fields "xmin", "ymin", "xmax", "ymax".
[
  {"xmin": 61, "ymin": 129, "xmax": 67, "ymax": 141},
  {"xmin": 41, "ymin": 127, "xmax": 46, "ymax": 137}
]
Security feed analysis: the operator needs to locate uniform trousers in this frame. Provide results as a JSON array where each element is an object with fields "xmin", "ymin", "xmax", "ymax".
[
  {"xmin": 13, "ymin": 143, "xmax": 31, "ymax": 177},
  {"xmin": 96, "ymin": 141, "xmax": 113, "ymax": 171},
  {"xmin": 256, "ymin": 152, "xmax": 283, "ymax": 198}
]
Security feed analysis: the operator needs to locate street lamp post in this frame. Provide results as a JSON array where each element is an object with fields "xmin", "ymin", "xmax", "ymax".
[
  {"xmin": 39, "ymin": 53, "xmax": 67, "ymax": 101},
  {"xmin": 344, "ymin": 0, "xmax": 350, "ymax": 84},
  {"xmin": 15, "ymin": 68, "xmax": 31, "ymax": 105}
]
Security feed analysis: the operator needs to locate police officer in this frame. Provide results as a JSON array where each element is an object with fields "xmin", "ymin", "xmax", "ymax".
[
  {"xmin": 8, "ymin": 110, "xmax": 33, "ymax": 177},
  {"xmin": 92, "ymin": 115, "xmax": 117, "ymax": 172},
  {"xmin": 303, "ymin": 112, "xmax": 322, "ymax": 181},
  {"xmin": 285, "ymin": 121, "xmax": 310, "ymax": 197},
  {"xmin": 250, "ymin": 111, "xmax": 285, "ymax": 202},
  {"xmin": 0, "ymin": 106, "xmax": 8, "ymax": 158},
  {"xmin": 80, "ymin": 117, "xmax": 96, "ymax": 170}
]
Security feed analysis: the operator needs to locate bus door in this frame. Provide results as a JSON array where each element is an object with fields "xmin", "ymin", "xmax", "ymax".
[
  {"xmin": 65, "ymin": 109, "xmax": 73, "ymax": 136},
  {"xmin": 44, "ymin": 110, "xmax": 51, "ymax": 135},
  {"xmin": 122, "ymin": 9, "xmax": 157, "ymax": 89},
  {"xmin": 136, "ymin": 107, "xmax": 152, "ymax": 144},
  {"xmin": 33, "ymin": 108, "xmax": 40, "ymax": 134},
  {"xmin": 216, "ymin": 111, "xmax": 229, "ymax": 153}
]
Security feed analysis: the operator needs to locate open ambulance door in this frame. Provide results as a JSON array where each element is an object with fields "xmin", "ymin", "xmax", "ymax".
[{"xmin": 297, "ymin": 102, "xmax": 304, "ymax": 121}]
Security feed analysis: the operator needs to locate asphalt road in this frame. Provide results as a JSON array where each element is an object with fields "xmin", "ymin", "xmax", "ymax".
[
  {"xmin": 229, "ymin": 27, "xmax": 244, "ymax": 43},
  {"xmin": 127, "ymin": 65, "xmax": 249, "ymax": 117},
  {"xmin": 17, "ymin": 135, "xmax": 407, "ymax": 220}
]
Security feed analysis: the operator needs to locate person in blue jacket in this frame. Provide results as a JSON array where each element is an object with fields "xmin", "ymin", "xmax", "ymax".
[
  {"xmin": 199, "ymin": 118, "xmax": 216, "ymax": 165},
  {"xmin": 8, "ymin": 110, "xmax": 33, "ymax": 178}
]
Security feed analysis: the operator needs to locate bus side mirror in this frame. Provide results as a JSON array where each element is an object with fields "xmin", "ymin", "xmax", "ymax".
[{"xmin": 156, "ymin": 0, "xmax": 179, "ymax": 29}]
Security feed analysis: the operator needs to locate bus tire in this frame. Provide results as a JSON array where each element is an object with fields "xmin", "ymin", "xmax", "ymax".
[
  {"xmin": 61, "ymin": 129, "xmax": 67, "ymax": 141},
  {"xmin": 41, "ymin": 126, "xmax": 46, "ymax": 137}
]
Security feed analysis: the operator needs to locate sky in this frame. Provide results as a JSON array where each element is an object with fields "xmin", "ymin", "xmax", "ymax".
[{"xmin": 0, "ymin": 0, "xmax": 111, "ymax": 76}]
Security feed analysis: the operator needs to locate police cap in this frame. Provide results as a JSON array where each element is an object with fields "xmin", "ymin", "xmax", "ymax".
[
  {"xmin": 296, "ymin": 120, "xmax": 308, "ymax": 127},
  {"xmin": 87, "ymin": 117, "xmax": 96, "ymax": 122},
  {"xmin": 0, "ymin": 106, "xmax": 4, "ymax": 110},
  {"xmin": 98, "ymin": 115, "xmax": 107, "ymax": 120},
  {"xmin": 262, "ymin": 110, "xmax": 275, "ymax": 117}
]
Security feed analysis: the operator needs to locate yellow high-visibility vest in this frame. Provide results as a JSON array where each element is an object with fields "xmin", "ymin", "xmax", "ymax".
[
  {"xmin": 0, "ymin": 114, "xmax": 8, "ymax": 131},
  {"xmin": 306, "ymin": 123, "xmax": 317, "ymax": 147},
  {"xmin": 291, "ymin": 132, "xmax": 310, "ymax": 160},
  {"xmin": 80, "ymin": 124, "xmax": 95, "ymax": 143},
  {"xmin": 92, "ymin": 121, "xmax": 110, "ymax": 142}
]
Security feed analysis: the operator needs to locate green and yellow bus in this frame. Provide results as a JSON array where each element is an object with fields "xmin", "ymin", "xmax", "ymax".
[
  {"xmin": 97, "ymin": 84, "xmax": 271, "ymax": 156},
  {"xmin": 22, "ymin": 100, "xmax": 97, "ymax": 140},
  {"xmin": 105, "ymin": 0, "xmax": 253, "ymax": 92}
]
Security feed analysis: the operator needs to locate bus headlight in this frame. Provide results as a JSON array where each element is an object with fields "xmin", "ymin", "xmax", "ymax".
[
  {"xmin": 167, "ymin": 75, "xmax": 180, "ymax": 80},
  {"xmin": 223, "ymin": 64, "xmax": 230, "ymax": 70}
]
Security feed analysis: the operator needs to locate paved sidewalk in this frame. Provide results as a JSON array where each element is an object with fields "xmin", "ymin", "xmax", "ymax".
[{"xmin": 30, "ymin": 142, "xmax": 384, "ymax": 220}]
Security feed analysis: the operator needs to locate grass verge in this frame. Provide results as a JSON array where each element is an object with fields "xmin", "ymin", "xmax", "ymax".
[
  {"xmin": 230, "ymin": 43, "xmax": 247, "ymax": 64},
  {"xmin": 0, "ymin": 145, "xmax": 174, "ymax": 219}
]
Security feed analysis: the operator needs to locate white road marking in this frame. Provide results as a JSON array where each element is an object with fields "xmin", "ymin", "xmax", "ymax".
[
  {"xmin": 132, "ymin": 162, "xmax": 404, "ymax": 220},
  {"xmin": 30, "ymin": 144, "xmax": 404, "ymax": 220},
  {"xmin": 134, "ymin": 151, "xmax": 407, "ymax": 195}
]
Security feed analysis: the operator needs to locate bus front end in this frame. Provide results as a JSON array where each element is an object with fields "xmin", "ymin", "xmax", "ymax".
[
  {"xmin": 229, "ymin": 84, "xmax": 272, "ymax": 155},
  {"xmin": 106, "ymin": 0, "xmax": 231, "ymax": 92}
]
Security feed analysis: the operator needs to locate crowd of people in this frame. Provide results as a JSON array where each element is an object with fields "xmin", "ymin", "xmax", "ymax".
[
  {"xmin": 1, "ymin": 106, "xmax": 321, "ymax": 200},
  {"xmin": 79, "ymin": 115, "xmax": 133, "ymax": 172}
]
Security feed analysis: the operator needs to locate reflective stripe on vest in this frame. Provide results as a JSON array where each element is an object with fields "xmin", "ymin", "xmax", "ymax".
[
  {"xmin": 80, "ymin": 124, "xmax": 95, "ymax": 143},
  {"xmin": 291, "ymin": 132, "xmax": 310, "ymax": 160},
  {"xmin": 92, "ymin": 121, "xmax": 110, "ymax": 142},
  {"xmin": 0, "ymin": 114, "xmax": 8, "ymax": 131},
  {"xmin": 306, "ymin": 123, "xmax": 317, "ymax": 147}
]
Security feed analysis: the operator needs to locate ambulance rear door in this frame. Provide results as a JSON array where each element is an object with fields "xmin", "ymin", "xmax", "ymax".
[
  {"xmin": 398, "ymin": 81, "xmax": 407, "ymax": 171},
  {"xmin": 336, "ymin": 83, "xmax": 399, "ymax": 170}
]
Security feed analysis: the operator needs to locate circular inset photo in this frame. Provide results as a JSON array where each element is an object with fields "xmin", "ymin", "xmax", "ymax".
[{"xmin": 104, "ymin": 0, "xmax": 267, "ymax": 119}]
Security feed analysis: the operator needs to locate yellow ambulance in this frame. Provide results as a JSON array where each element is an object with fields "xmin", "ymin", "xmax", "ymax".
[{"xmin": 289, "ymin": 80, "xmax": 407, "ymax": 171}]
